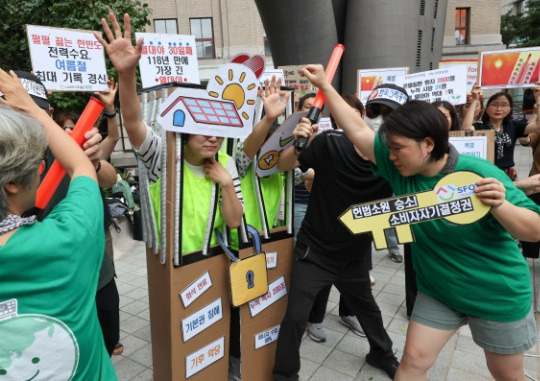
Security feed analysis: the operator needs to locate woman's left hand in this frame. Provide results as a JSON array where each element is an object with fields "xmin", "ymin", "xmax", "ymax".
[
  {"xmin": 203, "ymin": 158, "xmax": 232, "ymax": 187},
  {"xmin": 474, "ymin": 177, "xmax": 506, "ymax": 207}
]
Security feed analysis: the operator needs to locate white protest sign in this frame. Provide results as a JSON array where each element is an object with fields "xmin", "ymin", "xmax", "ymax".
[
  {"xmin": 254, "ymin": 325, "xmax": 280, "ymax": 349},
  {"xmin": 256, "ymin": 111, "xmax": 308, "ymax": 177},
  {"xmin": 182, "ymin": 298, "xmax": 223, "ymax": 342},
  {"xmin": 159, "ymin": 63, "xmax": 257, "ymax": 138},
  {"xmin": 248, "ymin": 276, "xmax": 287, "ymax": 317},
  {"xmin": 185, "ymin": 336, "xmax": 224, "ymax": 378},
  {"xmin": 449, "ymin": 136, "xmax": 488, "ymax": 160},
  {"xmin": 180, "ymin": 272, "xmax": 212, "ymax": 308},
  {"xmin": 397, "ymin": 65, "xmax": 468, "ymax": 105},
  {"xmin": 439, "ymin": 60, "xmax": 478, "ymax": 93},
  {"xmin": 265, "ymin": 252, "xmax": 277, "ymax": 269},
  {"xmin": 357, "ymin": 67, "xmax": 409, "ymax": 105},
  {"xmin": 135, "ymin": 32, "xmax": 200, "ymax": 89},
  {"xmin": 260, "ymin": 69, "xmax": 284, "ymax": 87},
  {"xmin": 26, "ymin": 25, "xmax": 108, "ymax": 92}
]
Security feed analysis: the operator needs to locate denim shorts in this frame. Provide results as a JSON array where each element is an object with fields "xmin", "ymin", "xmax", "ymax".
[{"xmin": 411, "ymin": 292, "xmax": 537, "ymax": 354}]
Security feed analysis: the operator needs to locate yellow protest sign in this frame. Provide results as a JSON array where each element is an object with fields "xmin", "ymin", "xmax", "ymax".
[{"xmin": 340, "ymin": 171, "xmax": 491, "ymax": 249}]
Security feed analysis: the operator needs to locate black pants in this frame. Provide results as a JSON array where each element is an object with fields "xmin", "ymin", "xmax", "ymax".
[
  {"xmin": 308, "ymin": 284, "xmax": 353, "ymax": 322},
  {"xmin": 521, "ymin": 193, "xmax": 540, "ymax": 259},
  {"xmin": 96, "ymin": 278, "xmax": 120, "ymax": 356},
  {"xmin": 273, "ymin": 241, "xmax": 393, "ymax": 381}
]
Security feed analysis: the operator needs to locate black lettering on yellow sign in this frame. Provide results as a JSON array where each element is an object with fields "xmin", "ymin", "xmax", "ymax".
[{"xmin": 340, "ymin": 171, "xmax": 491, "ymax": 249}]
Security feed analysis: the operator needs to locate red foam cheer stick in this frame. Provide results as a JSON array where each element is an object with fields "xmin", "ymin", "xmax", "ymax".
[
  {"xmin": 35, "ymin": 97, "xmax": 105, "ymax": 209},
  {"xmin": 295, "ymin": 43, "xmax": 345, "ymax": 150}
]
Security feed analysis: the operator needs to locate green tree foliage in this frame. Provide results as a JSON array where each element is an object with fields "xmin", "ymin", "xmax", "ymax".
[
  {"xmin": 501, "ymin": 0, "xmax": 540, "ymax": 47},
  {"xmin": 1, "ymin": 0, "xmax": 151, "ymax": 113}
]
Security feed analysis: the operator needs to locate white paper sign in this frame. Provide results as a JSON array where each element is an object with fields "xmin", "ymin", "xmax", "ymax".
[
  {"xmin": 249, "ymin": 276, "xmax": 287, "ymax": 317},
  {"xmin": 260, "ymin": 69, "xmax": 284, "ymax": 87},
  {"xmin": 397, "ymin": 66, "xmax": 468, "ymax": 105},
  {"xmin": 254, "ymin": 324, "xmax": 280, "ymax": 349},
  {"xmin": 449, "ymin": 136, "xmax": 488, "ymax": 160},
  {"xmin": 317, "ymin": 117, "xmax": 333, "ymax": 133},
  {"xmin": 439, "ymin": 61, "xmax": 478, "ymax": 93},
  {"xmin": 135, "ymin": 32, "xmax": 200, "ymax": 89},
  {"xmin": 180, "ymin": 272, "xmax": 212, "ymax": 308},
  {"xmin": 265, "ymin": 252, "xmax": 277, "ymax": 269},
  {"xmin": 182, "ymin": 298, "xmax": 223, "ymax": 342},
  {"xmin": 357, "ymin": 67, "xmax": 409, "ymax": 105},
  {"xmin": 26, "ymin": 25, "xmax": 108, "ymax": 92},
  {"xmin": 256, "ymin": 111, "xmax": 308, "ymax": 177},
  {"xmin": 185, "ymin": 336, "xmax": 225, "ymax": 378}
]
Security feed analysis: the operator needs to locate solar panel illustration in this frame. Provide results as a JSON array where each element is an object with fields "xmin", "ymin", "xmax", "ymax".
[{"xmin": 181, "ymin": 97, "xmax": 243, "ymax": 127}]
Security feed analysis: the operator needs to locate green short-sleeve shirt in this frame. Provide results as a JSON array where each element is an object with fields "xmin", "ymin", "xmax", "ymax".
[
  {"xmin": 373, "ymin": 135, "xmax": 540, "ymax": 321},
  {"xmin": 0, "ymin": 176, "xmax": 117, "ymax": 380}
]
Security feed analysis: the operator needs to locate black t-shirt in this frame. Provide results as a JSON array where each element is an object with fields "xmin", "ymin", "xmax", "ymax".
[
  {"xmin": 297, "ymin": 130, "xmax": 392, "ymax": 260},
  {"xmin": 474, "ymin": 118, "xmax": 528, "ymax": 169}
]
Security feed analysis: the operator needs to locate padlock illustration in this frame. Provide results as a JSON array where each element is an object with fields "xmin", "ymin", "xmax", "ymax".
[{"xmin": 246, "ymin": 270, "xmax": 255, "ymax": 289}]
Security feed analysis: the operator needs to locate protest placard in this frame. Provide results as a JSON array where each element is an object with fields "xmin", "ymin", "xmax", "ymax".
[
  {"xmin": 478, "ymin": 47, "xmax": 540, "ymax": 89},
  {"xmin": 135, "ymin": 32, "xmax": 199, "ymax": 89},
  {"xmin": 439, "ymin": 59, "xmax": 478, "ymax": 93},
  {"xmin": 26, "ymin": 25, "xmax": 108, "ymax": 92},
  {"xmin": 259, "ymin": 69, "xmax": 284, "ymax": 87},
  {"xmin": 397, "ymin": 65, "xmax": 468, "ymax": 105},
  {"xmin": 357, "ymin": 67, "xmax": 409, "ymax": 105}
]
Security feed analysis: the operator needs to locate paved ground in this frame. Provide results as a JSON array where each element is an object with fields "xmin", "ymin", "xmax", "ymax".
[{"xmin": 111, "ymin": 144, "xmax": 540, "ymax": 380}]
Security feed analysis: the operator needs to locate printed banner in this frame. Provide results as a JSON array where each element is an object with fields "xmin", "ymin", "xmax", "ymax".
[
  {"xmin": 449, "ymin": 136, "xmax": 488, "ymax": 160},
  {"xmin": 185, "ymin": 336, "xmax": 225, "ymax": 378},
  {"xmin": 180, "ymin": 272, "xmax": 212, "ymax": 308},
  {"xmin": 357, "ymin": 67, "xmax": 409, "ymax": 105},
  {"xmin": 479, "ymin": 47, "xmax": 540, "ymax": 89},
  {"xmin": 182, "ymin": 298, "xmax": 223, "ymax": 342},
  {"xmin": 26, "ymin": 25, "xmax": 108, "ymax": 92},
  {"xmin": 135, "ymin": 32, "xmax": 200, "ymax": 88},
  {"xmin": 260, "ymin": 69, "xmax": 284, "ymax": 87},
  {"xmin": 397, "ymin": 66, "xmax": 468, "ymax": 105}
]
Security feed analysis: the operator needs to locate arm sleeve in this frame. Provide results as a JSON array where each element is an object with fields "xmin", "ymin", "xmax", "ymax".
[
  {"xmin": 298, "ymin": 133, "xmax": 323, "ymax": 172},
  {"xmin": 135, "ymin": 123, "xmax": 162, "ymax": 183},
  {"xmin": 514, "ymin": 118, "xmax": 528, "ymax": 138},
  {"xmin": 234, "ymin": 139, "xmax": 252, "ymax": 180},
  {"xmin": 222, "ymin": 156, "xmax": 244, "ymax": 212}
]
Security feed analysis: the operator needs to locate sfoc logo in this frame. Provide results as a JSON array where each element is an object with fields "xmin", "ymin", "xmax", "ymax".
[{"xmin": 435, "ymin": 183, "xmax": 477, "ymax": 202}]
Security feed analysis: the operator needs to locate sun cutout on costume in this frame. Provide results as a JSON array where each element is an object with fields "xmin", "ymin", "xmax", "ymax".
[{"xmin": 159, "ymin": 63, "xmax": 258, "ymax": 139}]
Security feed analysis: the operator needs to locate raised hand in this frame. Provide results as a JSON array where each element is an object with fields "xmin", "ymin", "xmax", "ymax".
[
  {"xmin": 0, "ymin": 68, "xmax": 42, "ymax": 115},
  {"xmin": 94, "ymin": 78, "xmax": 118, "ymax": 107},
  {"xmin": 94, "ymin": 13, "xmax": 143, "ymax": 74},
  {"xmin": 261, "ymin": 76, "xmax": 290, "ymax": 120},
  {"xmin": 301, "ymin": 64, "xmax": 328, "ymax": 89}
]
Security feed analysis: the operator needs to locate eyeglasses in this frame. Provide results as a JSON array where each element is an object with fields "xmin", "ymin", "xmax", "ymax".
[
  {"xmin": 38, "ymin": 155, "xmax": 48, "ymax": 176},
  {"xmin": 488, "ymin": 102, "xmax": 510, "ymax": 109}
]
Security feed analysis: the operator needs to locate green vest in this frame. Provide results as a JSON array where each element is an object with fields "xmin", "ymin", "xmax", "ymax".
[
  {"xmin": 230, "ymin": 166, "xmax": 283, "ymax": 248},
  {"xmin": 149, "ymin": 152, "xmax": 230, "ymax": 254}
]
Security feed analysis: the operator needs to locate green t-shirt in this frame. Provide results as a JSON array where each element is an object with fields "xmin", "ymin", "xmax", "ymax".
[
  {"xmin": 373, "ymin": 135, "xmax": 540, "ymax": 321},
  {"xmin": 0, "ymin": 176, "xmax": 117, "ymax": 380}
]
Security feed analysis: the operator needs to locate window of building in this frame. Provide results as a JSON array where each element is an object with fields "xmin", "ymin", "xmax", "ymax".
[
  {"xmin": 154, "ymin": 19, "xmax": 178, "ymax": 34},
  {"xmin": 455, "ymin": 8, "xmax": 469, "ymax": 45},
  {"xmin": 190, "ymin": 18, "xmax": 215, "ymax": 59}
]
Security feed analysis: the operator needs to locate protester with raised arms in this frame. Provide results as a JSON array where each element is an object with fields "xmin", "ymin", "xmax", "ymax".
[{"xmin": 301, "ymin": 63, "xmax": 540, "ymax": 381}]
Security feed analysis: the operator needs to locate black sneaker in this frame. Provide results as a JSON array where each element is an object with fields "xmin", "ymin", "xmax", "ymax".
[{"xmin": 365, "ymin": 353, "xmax": 399, "ymax": 380}]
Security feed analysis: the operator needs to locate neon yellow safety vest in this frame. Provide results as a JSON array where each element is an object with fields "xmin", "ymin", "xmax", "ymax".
[{"xmin": 149, "ymin": 151, "xmax": 230, "ymax": 254}]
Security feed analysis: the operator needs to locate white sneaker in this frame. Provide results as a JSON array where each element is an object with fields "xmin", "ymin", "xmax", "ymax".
[
  {"xmin": 370, "ymin": 274, "xmax": 376, "ymax": 286},
  {"xmin": 340, "ymin": 316, "xmax": 366, "ymax": 337},
  {"xmin": 306, "ymin": 322, "xmax": 327, "ymax": 342}
]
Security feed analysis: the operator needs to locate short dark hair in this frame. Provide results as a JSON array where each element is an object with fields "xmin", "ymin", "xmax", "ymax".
[
  {"xmin": 482, "ymin": 92, "xmax": 513, "ymax": 124},
  {"xmin": 297, "ymin": 92, "xmax": 316, "ymax": 111},
  {"xmin": 432, "ymin": 100, "xmax": 461, "ymax": 131},
  {"xmin": 379, "ymin": 100, "xmax": 449, "ymax": 161},
  {"xmin": 330, "ymin": 94, "xmax": 364, "ymax": 129}
]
